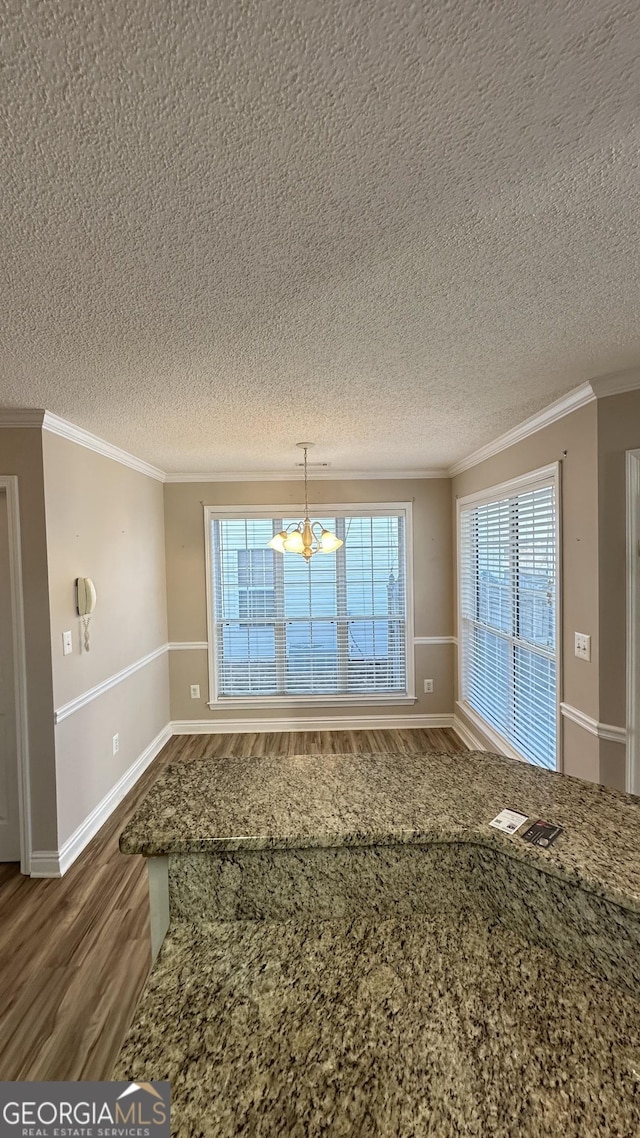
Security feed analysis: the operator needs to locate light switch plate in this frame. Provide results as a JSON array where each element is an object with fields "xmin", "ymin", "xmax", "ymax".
[
  {"xmin": 190, "ymin": 684, "xmax": 200, "ymax": 699},
  {"xmin": 62, "ymin": 630, "xmax": 72, "ymax": 656},
  {"xmin": 574, "ymin": 632, "xmax": 591, "ymax": 661}
]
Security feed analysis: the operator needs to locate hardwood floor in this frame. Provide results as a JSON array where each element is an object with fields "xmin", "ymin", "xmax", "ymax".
[{"xmin": 0, "ymin": 727, "xmax": 463, "ymax": 1081}]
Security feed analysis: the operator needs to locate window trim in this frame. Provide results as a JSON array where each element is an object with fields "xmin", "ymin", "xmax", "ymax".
[
  {"xmin": 456, "ymin": 463, "xmax": 563, "ymax": 770},
  {"xmin": 203, "ymin": 502, "xmax": 416, "ymax": 708}
]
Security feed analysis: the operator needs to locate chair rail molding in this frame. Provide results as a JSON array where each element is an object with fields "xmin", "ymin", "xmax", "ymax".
[
  {"xmin": 54, "ymin": 644, "xmax": 169, "ymax": 723},
  {"xmin": 413, "ymin": 636, "xmax": 457, "ymax": 645},
  {"xmin": 560, "ymin": 702, "xmax": 627, "ymax": 745}
]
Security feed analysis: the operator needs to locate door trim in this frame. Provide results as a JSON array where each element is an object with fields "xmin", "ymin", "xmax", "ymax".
[
  {"xmin": 0, "ymin": 477, "xmax": 31, "ymax": 872},
  {"xmin": 626, "ymin": 451, "xmax": 640, "ymax": 795}
]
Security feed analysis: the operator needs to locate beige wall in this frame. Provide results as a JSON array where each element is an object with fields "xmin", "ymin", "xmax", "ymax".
[
  {"xmin": 0, "ymin": 427, "xmax": 57, "ymax": 851},
  {"xmin": 452, "ymin": 402, "xmax": 600, "ymax": 783},
  {"xmin": 2, "ymin": 386, "xmax": 632, "ymax": 862},
  {"xmin": 597, "ymin": 391, "xmax": 640, "ymax": 727},
  {"xmin": 43, "ymin": 433, "xmax": 170, "ymax": 846},
  {"xmin": 164, "ymin": 478, "xmax": 453, "ymax": 722},
  {"xmin": 54, "ymin": 653, "xmax": 169, "ymax": 842},
  {"xmin": 596, "ymin": 389, "xmax": 640, "ymax": 790}
]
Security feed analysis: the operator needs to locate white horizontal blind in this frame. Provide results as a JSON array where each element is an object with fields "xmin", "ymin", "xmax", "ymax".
[
  {"xmin": 460, "ymin": 480, "xmax": 557, "ymax": 769},
  {"xmin": 210, "ymin": 513, "xmax": 408, "ymax": 700}
]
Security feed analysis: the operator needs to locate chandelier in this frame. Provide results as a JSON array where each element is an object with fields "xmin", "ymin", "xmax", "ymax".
[{"xmin": 268, "ymin": 443, "xmax": 343, "ymax": 561}]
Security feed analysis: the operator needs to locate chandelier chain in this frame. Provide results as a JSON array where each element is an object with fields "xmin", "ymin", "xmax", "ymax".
[{"xmin": 267, "ymin": 442, "xmax": 343, "ymax": 559}]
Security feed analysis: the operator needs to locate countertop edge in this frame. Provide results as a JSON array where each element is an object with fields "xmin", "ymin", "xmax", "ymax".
[{"xmin": 119, "ymin": 827, "xmax": 640, "ymax": 917}]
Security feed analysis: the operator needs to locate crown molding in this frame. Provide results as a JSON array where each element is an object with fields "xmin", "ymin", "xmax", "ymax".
[
  {"xmin": 164, "ymin": 468, "xmax": 448, "ymax": 482},
  {"xmin": 448, "ymin": 383, "xmax": 595, "ymax": 477},
  {"xmin": 449, "ymin": 366, "xmax": 640, "ymax": 478},
  {"xmin": 0, "ymin": 409, "xmax": 45, "ymax": 428},
  {"xmin": 42, "ymin": 412, "xmax": 165, "ymax": 482},
  {"xmin": 5, "ymin": 365, "xmax": 639, "ymax": 487},
  {"xmin": 589, "ymin": 367, "xmax": 640, "ymax": 399}
]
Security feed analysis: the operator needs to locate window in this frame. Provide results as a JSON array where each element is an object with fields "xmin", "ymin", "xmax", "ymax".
[
  {"xmin": 205, "ymin": 506, "xmax": 414, "ymax": 705},
  {"xmin": 458, "ymin": 468, "xmax": 559, "ymax": 769},
  {"xmin": 237, "ymin": 550, "xmax": 275, "ymax": 621}
]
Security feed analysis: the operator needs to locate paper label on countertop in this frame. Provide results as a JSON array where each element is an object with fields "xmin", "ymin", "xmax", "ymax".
[
  {"xmin": 521, "ymin": 819, "xmax": 563, "ymax": 847},
  {"xmin": 489, "ymin": 809, "xmax": 528, "ymax": 834}
]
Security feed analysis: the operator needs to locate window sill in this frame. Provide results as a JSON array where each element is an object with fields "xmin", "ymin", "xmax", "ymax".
[{"xmin": 208, "ymin": 694, "xmax": 417, "ymax": 710}]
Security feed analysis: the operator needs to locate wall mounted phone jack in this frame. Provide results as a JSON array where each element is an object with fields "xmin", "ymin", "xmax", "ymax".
[{"xmin": 76, "ymin": 577, "xmax": 97, "ymax": 652}]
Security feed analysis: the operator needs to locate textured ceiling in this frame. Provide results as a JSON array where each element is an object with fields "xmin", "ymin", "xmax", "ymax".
[{"xmin": 1, "ymin": 0, "xmax": 639, "ymax": 473}]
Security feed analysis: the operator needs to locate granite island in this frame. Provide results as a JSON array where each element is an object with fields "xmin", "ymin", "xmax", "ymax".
[{"xmin": 116, "ymin": 749, "xmax": 640, "ymax": 1136}]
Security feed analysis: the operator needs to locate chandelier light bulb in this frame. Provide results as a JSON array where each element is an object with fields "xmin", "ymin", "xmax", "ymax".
[
  {"xmin": 320, "ymin": 528, "xmax": 343, "ymax": 553},
  {"xmin": 283, "ymin": 529, "xmax": 304, "ymax": 553},
  {"xmin": 268, "ymin": 531, "xmax": 288, "ymax": 553}
]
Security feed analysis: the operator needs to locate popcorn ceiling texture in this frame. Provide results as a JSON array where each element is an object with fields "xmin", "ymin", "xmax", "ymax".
[{"xmin": 1, "ymin": 0, "xmax": 639, "ymax": 472}]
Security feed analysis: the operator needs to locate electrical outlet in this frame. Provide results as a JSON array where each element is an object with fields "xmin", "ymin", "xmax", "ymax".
[
  {"xmin": 112, "ymin": 733, "xmax": 119, "ymax": 755},
  {"xmin": 574, "ymin": 633, "xmax": 591, "ymax": 662},
  {"xmin": 424, "ymin": 679, "xmax": 434, "ymax": 693},
  {"xmin": 190, "ymin": 684, "xmax": 200, "ymax": 699},
  {"xmin": 62, "ymin": 631, "xmax": 72, "ymax": 656}
]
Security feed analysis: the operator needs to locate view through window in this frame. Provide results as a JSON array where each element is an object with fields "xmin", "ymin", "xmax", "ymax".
[
  {"xmin": 208, "ymin": 510, "xmax": 410, "ymax": 702},
  {"xmin": 459, "ymin": 476, "xmax": 558, "ymax": 769}
]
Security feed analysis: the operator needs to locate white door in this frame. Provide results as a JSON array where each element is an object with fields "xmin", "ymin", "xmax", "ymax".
[{"xmin": 0, "ymin": 489, "xmax": 20, "ymax": 860}]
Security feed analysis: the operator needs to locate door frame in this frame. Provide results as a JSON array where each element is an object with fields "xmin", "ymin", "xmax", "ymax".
[
  {"xmin": 0, "ymin": 476, "xmax": 31, "ymax": 872},
  {"xmin": 627, "ymin": 450, "xmax": 640, "ymax": 795}
]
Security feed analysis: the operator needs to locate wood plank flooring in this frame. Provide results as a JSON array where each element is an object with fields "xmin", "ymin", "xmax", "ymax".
[{"xmin": 0, "ymin": 727, "xmax": 463, "ymax": 1082}]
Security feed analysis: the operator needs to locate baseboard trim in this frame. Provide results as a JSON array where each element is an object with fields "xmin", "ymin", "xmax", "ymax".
[
  {"xmin": 454, "ymin": 702, "xmax": 528, "ymax": 763},
  {"xmin": 452, "ymin": 715, "xmax": 487, "ymax": 752},
  {"xmin": 29, "ymin": 851, "xmax": 62, "ymax": 877},
  {"xmin": 170, "ymin": 714, "xmax": 455, "ymax": 735},
  {"xmin": 30, "ymin": 724, "xmax": 172, "ymax": 878}
]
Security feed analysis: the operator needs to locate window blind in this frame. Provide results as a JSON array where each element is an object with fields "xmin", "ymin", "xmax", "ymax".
[
  {"xmin": 459, "ymin": 480, "xmax": 557, "ymax": 769},
  {"xmin": 209, "ymin": 512, "xmax": 408, "ymax": 701}
]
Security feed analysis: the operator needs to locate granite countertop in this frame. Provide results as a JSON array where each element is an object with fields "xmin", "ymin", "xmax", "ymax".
[
  {"xmin": 114, "ymin": 912, "xmax": 640, "ymax": 1137},
  {"xmin": 119, "ymin": 749, "xmax": 640, "ymax": 912}
]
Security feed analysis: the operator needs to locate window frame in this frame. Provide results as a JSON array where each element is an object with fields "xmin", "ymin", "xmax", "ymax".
[
  {"xmin": 204, "ymin": 502, "xmax": 416, "ymax": 708},
  {"xmin": 456, "ymin": 464, "xmax": 562, "ymax": 770}
]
